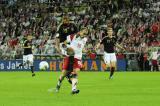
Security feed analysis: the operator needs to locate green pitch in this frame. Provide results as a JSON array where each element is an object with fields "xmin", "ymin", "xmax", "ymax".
[{"xmin": 0, "ymin": 72, "xmax": 160, "ymax": 106}]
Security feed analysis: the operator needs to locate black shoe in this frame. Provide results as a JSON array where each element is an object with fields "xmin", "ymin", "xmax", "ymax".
[
  {"xmin": 71, "ymin": 89, "xmax": 80, "ymax": 94},
  {"xmin": 32, "ymin": 73, "xmax": 36, "ymax": 77},
  {"xmin": 16, "ymin": 64, "xmax": 23, "ymax": 69}
]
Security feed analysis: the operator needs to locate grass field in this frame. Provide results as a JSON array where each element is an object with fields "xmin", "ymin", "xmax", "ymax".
[{"xmin": 0, "ymin": 72, "xmax": 160, "ymax": 106}]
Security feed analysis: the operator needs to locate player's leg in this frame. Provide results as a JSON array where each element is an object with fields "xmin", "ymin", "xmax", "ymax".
[
  {"xmin": 109, "ymin": 61, "xmax": 116, "ymax": 79},
  {"xmin": 67, "ymin": 55, "xmax": 74, "ymax": 71},
  {"xmin": 70, "ymin": 68, "xmax": 80, "ymax": 94},
  {"xmin": 56, "ymin": 70, "xmax": 68, "ymax": 91},
  {"xmin": 17, "ymin": 55, "xmax": 27, "ymax": 68},
  {"xmin": 56, "ymin": 55, "xmax": 74, "ymax": 88},
  {"xmin": 103, "ymin": 52, "xmax": 111, "ymax": 73},
  {"xmin": 109, "ymin": 53, "xmax": 117, "ymax": 79},
  {"xmin": 66, "ymin": 47, "xmax": 75, "ymax": 72},
  {"xmin": 70, "ymin": 58, "xmax": 82, "ymax": 94},
  {"xmin": 65, "ymin": 55, "xmax": 74, "ymax": 84},
  {"xmin": 17, "ymin": 63, "xmax": 24, "ymax": 67},
  {"xmin": 65, "ymin": 48, "xmax": 75, "ymax": 84},
  {"xmin": 66, "ymin": 73, "xmax": 72, "ymax": 84},
  {"xmin": 28, "ymin": 54, "xmax": 35, "ymax": 76},
  {"xmin": 103, "ymin": 52, "xmax": 111, "ymax": 71},
  {"xmin": 56, "ymin": 48, "xmax": 75, "ymax": 92},
  {"xmin": 55, "ymin": 56, "xmax": 70, "ymax": 92},
  {"xmin": 154, "ymin": 60, "xmax": 159, "ymax": 71}
]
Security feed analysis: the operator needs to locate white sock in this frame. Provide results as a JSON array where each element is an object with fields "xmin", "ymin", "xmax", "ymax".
[{"xmin": 72, "ymin": 78, "xmax": 78, "ymax": 91}]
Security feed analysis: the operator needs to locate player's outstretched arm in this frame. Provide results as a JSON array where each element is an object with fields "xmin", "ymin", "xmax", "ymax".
[{"xmin": 115, "ymin": 43, "xmax": 125, "ymax": 52}]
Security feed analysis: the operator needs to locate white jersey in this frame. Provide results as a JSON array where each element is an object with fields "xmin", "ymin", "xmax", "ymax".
[
  {"xmin": 67, "ymin": 34, "xmax": 87, "ymax": 60},
  {"xmin": 151, "ymin": 51, "xmax": 159, "ymax": 60}
]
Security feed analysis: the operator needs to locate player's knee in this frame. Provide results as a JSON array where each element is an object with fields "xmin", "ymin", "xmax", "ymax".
[
  {"xmin": 60, "ymin": 75, "xmax": 65, "ymax": 81},
  {"xmin": 61, "ymin": 70, "xmax": 67, "ymax": 76}
]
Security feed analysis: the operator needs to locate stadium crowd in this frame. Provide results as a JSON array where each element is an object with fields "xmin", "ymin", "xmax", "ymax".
[{"xmin": 0, "ymin": 0, "xmax": 160, "ymax": 70}]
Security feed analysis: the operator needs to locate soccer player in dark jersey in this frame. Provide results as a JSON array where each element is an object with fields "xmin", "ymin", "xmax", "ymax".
[
  {"xmin": 55, "ymin": 27, "xmax": 88, "ymax": 94},
  {"xmin": 56, "ymin": 16, "xmax": 78, "ymax": 44},
  {"xmin": 55, "ymin": 16, "xmax": 79, "ymax": 94},
  {"xmin": 55, "ymin": 16, "xmax": 78, "ymax": 57},
  {"xmin": 96, "ymin": 27, "xmax": 124, "ymax": 79},
  {"xmin": 17, "ymin": 36, "xmax": 35, "ymax": 77}
]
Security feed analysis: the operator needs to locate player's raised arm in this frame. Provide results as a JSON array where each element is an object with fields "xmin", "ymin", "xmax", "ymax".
[{"xmin": 115, "ymin": 43, "xmax": 125, "ymax": 52}]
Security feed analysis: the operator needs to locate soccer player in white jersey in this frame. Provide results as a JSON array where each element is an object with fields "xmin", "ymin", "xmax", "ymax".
[{"xmin": 55, "ymin": 27, "xmax": 88, "ymax": 94}]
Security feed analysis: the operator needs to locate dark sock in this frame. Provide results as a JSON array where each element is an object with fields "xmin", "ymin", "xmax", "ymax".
[
  {"xmin": 67, "ymin": 78, "xmax": 72, "ymax": 84},
  {"xmin": 110, "ymin": 67, "xmax": 115, "ymax": 77},
  {"xmin": 66, "ymin": 74, "xmax": 72, "ymax": 84},
  {"xmin": 31, "ymin": 66, "xmax": 34, "ymax": 74}
]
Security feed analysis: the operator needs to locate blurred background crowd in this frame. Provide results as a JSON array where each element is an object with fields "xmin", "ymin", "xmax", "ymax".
[{"xmin": 0, "ymin": 0, "xmax": 160, "ymax": 70}]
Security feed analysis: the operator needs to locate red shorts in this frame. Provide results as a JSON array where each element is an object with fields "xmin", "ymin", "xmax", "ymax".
[
  {"xmin": 152, "ymin": 60, "xmax": 158, "ymax": 66},
  {"xmin": 62, "ymin": 56, "xmax": 82, "ymax": 70}
]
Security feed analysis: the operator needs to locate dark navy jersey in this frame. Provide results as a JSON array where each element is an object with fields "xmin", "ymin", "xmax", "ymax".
[
  {"xmin": 57, "ymin": 23, "xmax": 78, "ymax": 43},
  {"xmin": 24, "ymin": 40, "xmax": 32, "ymax": 55},
  {"xmin": 101, "ymin": 35, "xmax": 117, "ymax": 53}
]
